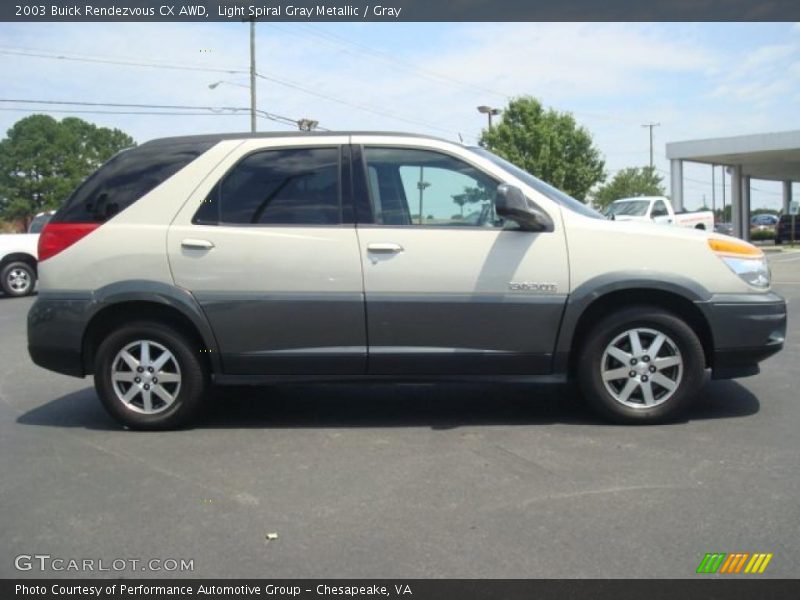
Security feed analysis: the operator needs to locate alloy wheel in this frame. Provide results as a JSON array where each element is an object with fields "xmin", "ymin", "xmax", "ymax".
[
  {"xmin": 110, "ymin": 340, "xmax": 182, "ymax": 414},
  {"xmin": 600, "ymin": 327, "xmax": 683, "ymax": 409}
]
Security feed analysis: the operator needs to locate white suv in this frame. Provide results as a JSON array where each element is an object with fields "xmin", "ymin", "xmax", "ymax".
[{"xmin": 28, "ymin": 132, "xmax": 786, "ymax": 429}]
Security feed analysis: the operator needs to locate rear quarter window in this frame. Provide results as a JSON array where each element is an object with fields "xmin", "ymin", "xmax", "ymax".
[{"xmin": 53, "ymin": 141, "xmax": 215, "ymax": 223}]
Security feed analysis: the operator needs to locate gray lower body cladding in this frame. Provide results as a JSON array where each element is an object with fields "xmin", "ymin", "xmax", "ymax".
[
  {"xmin": 28, "ymin": 293, "xmax": 93, "ymax": 377},
  {"xmin": 29, "ymin": 290, "xmax": 566, "ymax": 378},
  {"xmin": 199, "ymin": 292, "xmax": 566, "ymax": 375},
  {"xmin": 28, "ymin": 287, "xmax": 785, "ymax": 382},
  {"xmin": 363, "ymin": 294, "xmax": 564, "ymax": 374},
  {"xmin": 697, "ymin": 292, "xmax": 787, "ymax": 379}
]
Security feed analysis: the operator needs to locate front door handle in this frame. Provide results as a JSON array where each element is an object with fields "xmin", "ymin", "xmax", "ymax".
[
  {"xmin": 181, "ymin": 238, "xmax": 215, "ymax": 250},
  {"xmin": 367, "ymin": 243, "xmax": 404, "ymax": 254}
]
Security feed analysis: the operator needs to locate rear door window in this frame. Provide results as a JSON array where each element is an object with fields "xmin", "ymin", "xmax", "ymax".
[{"xmin": 195, "ymin": 147, "xmax": 341, "ymax": 225}]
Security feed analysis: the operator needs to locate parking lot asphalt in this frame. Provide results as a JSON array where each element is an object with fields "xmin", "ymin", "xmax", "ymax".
[{"xmin": 1, "ymin": 254, "xmax": 798, "ymax": 579}]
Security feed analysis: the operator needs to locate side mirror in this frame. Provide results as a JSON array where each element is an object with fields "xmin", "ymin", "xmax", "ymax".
[{"xmin": 494, "ymin": 184, "xmax": 554, "ymax": 232}]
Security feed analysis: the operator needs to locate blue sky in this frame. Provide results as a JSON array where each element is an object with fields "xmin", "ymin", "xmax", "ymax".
[{"xmin": 0, "ymin": 21, "xmax": 798, "ymax": 210}]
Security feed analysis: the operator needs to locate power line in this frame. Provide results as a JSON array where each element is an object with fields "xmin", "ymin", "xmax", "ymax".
[
  {"xmin": 252, "ymin": 72, "xmax": 463, "ymax": 137},
  {"xmin": 272, "ymin": 25, "xmax": 647, "ymax": 127},
  {"xmin": 0, "ymin": 47, "xmax": 246, "ymax": 75},
  {"xmin": 0, "ymin": 44, "xmax": 466, "ymax": 139},
  {"xmin": 274, "ymin": 23, "xmax": 511, "ymax": 101},
  {"xmin": 0, "ymin": 98, "xmax": 320, "ymax": 129},
  {"xmin": 0, "ymin": 107, "xmax": 254, "ymax": 117},
  {"xmin": 0, "ymin": 39, "xmax": 642, "ymax": 136}
]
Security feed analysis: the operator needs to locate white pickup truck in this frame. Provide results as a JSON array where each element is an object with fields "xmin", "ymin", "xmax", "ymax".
[
  {"xmin": 605, "ymin": 196, "xmax": 714, "ymax": 231},
  {"xmin": 0, "ymin": 211, "xmax": 54, "ymax": 297}
]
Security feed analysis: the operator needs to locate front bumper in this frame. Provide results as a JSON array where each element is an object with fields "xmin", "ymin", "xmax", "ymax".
[{"xmin": 697, "ymin": 291, "xmax": 787, "ymax": 379}]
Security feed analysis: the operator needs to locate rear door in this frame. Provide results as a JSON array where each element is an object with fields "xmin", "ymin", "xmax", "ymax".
[
  {"xmin": 351, "ymin": 137, "xmax": 569, "ymax": 375},
  {"xmin": 167, "ymin": 137, "xmax": 367, "ymax": 375}
]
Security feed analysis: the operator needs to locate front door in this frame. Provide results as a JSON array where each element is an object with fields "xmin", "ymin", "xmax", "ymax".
[{"xmin": 353, "ymin": 142, "xmax": 569, "ymax": 375}]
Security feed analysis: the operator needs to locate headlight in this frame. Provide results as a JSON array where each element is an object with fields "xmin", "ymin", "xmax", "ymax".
[{"xmin": 708, "ymin": 239, "xmax": 770, "ymax": 289}]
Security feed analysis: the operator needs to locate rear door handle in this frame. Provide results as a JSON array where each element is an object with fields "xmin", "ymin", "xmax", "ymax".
[
  {"xmin": 181, "ymin": 238, "xmax": 215, "ymax": 250},
  {"xmin": 367, "ymin": 243, "xmax": 404, "ymax": 254}
]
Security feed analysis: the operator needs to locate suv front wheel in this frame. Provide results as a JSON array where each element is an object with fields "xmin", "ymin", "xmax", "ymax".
[
  {"xmin": 94, "ymin": 321, "xmax": 208, "ymax": 430},
  {"xmin": 577, "ymin": 306, "xmax": 705, "ymax": 424}
]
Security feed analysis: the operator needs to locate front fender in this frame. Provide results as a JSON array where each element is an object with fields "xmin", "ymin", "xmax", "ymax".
[{"xmin": 552, "ymin": 271, "xmax": 712, "ymax": 374}]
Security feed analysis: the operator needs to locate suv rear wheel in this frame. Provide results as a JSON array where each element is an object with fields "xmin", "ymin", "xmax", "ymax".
[
  {"xmin": 94, "ymin": 321, "xmax": 207, "ymax": 429},
  {"xmin": 1, "ymin": 261, "xmax": 36, "ymax": 297},
  {"xmin": 577, "ymin": 306, "xmax": 705, "ymax": 424}
]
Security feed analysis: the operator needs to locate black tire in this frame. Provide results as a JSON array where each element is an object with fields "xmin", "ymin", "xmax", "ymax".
[
  {"xmin": 1, "ymin": 260, "xmax": 36, "ymax": 297},
  {"xmin": 577, "ymin": 306, "xmax": 705, "ymax": 424},
  {"xmin": 94, "ymin": 321, "xmax": 208, "ymax": 430}
]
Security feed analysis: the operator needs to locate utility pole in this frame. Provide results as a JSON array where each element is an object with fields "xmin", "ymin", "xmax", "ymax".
[
  {"xmin": 641, "ymin": 122, "xmax": 660, "ymax": 169},
  {"xmin": 417, "ymin": 167, "xmax": 430, "ymax": 225},
  {"xmin": 249, "ymin": 18, "xmax": 256, "ymax": 133}
]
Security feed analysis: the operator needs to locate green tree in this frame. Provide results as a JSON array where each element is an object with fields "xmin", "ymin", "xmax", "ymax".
[
  {"xmin": 451, "ymin": 183, "xmax": 494, "ymax": 216},
  {"xmin": 0, "ymin": 115, "xmax": 135, "ymax": 224},
  {"xmin": 479, "ymin": 96, "xmax": 605, "ymax": 201},
  {"xmin": 592, "ymin": 166, "xmax": 665, "ymax": 209}
]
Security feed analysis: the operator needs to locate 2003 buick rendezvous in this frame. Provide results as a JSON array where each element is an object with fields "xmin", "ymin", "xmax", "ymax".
[{"xmin": 28, "ymin": 132, "xmax": 786, "ymax": 428}]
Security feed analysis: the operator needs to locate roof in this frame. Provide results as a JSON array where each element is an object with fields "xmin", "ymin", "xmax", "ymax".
[
  {"xmin": 139, "ymin": 130, "xmax": 454, "ymax": 148},
  {"xmin": 613, "ymin": 196, "xmax": 667, "ymax": 202},
  {"xmin": 666, "ymin": 130, "xmax": 800, "ymax": 181}
]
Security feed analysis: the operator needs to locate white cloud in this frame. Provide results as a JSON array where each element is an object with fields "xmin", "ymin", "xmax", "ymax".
[
  {"xmin": 707, "ymin": 41, "xmax": 800, "ymax": 109},
  {"xmin": 0, "ymin": 22, "xmax": 796, "ymax": 210}
]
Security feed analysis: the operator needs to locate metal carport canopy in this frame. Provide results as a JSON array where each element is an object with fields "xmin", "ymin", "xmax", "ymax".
[{"xmin": 666, "ymin": 130, "xmax": 800, "ymax": 240}]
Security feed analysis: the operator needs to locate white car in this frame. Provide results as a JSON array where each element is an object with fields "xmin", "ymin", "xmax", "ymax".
[
  {"xmin": 27, "ymin": 133, "xmax": 786, "ymax": 428},
  {"xmin": 606, "ymin": 196, "xmax": 714, "ymax": 230},
  {"xmin": 0, "ymin": 211, "xmax": 54, "ymax": 297}
]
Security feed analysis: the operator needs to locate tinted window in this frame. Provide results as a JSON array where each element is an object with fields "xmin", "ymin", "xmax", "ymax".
[
  {"xmin": 28, "ymin": 213, "xmax": 52, "ymax": 233},
  {"xmin": 652, "ymin": 200, "xmax": 668, "ymax": 217},
  {"xmin": 199, "ymin": 147, "xmax": 341, "ymax": 225},
  {"xmin": 364, "ymin": 147, "xmax": 501, "ymax": 228},
  {"xmin": 53, "ymin": 141, "xmax": 214, "ymax": 224}
]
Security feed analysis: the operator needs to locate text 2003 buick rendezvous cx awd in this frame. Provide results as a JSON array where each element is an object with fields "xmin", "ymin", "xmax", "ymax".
[{"xmin": 28, "ymin": 132, "xmax": 786, "ymax": 429}]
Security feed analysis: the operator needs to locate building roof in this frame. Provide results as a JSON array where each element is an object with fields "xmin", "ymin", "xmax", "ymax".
[{"xmin": 666, "ymin": 130, "xmax": 800, "ymax": 181}]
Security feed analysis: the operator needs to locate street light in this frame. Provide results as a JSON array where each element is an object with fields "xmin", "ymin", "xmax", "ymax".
[
  {"xmin": 208, "ymin": 80, "xmax": 250, "ymax": 90},
  {"xmin": 477, "ymin": 105, "xmax": 501, "ymax": 129},
  {"xmin": 297, "ymin": 118, "xmax": 319, "ymax": 131}
]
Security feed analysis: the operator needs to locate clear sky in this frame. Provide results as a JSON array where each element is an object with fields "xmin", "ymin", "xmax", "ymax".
[{"xmin": 0, "ymin": 21, "xmax": 798, "ymax": 210}]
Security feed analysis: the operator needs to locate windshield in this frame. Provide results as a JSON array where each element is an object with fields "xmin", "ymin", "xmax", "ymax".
[
  {"xmin": 28, "ymin": 214, "xmax": 52, "ymax": 233},
  {"xmin": 606, "ymin": 200, "xmax": 651, "ymax": 217},
  {"xmin": 468, "ymin": 147, "xmax": 603, "ymax": 219}
]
